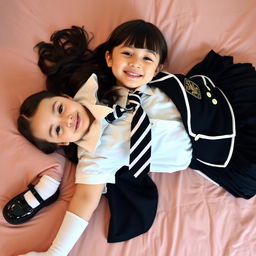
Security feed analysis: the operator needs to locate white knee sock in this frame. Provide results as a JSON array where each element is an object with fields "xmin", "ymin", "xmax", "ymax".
[
  {"xmin": 24, "ymin": 175, "xmax": 60, "ymax": 208},
  {"xmin": 47, "ymin": 211, "xmax": 88, "ymax": 256}
]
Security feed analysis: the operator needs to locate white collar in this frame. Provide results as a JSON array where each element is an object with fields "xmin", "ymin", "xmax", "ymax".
[{"xmin": 74, "ymin": 74, "xmax": 112, "ymax": 152}]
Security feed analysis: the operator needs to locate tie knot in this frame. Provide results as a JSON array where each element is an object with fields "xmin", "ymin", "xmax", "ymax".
[
  {"xmin": 105, "ymin": 91, "xmax": 142, "ymax": 123},
  {"xmin": 127, "ymin": 91, "xmax": 142, "ymax": 109}
]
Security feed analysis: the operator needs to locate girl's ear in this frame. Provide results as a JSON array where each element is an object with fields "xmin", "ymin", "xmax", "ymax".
[
  {"xmin": 57, "ymin": 142, "xmax": 70, "ymax": 146},
  {"xmin": 105, "ymin": 51, "xmax": 113, "ymax": 67},
  {"xmin": 154, "ymin": 64, "xmax": 164, "ymax": 76}
]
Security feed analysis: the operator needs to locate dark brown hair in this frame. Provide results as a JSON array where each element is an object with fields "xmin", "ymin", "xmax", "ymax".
[
  {"xmin": 18, "ymin": 19, "xmax": 168, "ymax": 162},
  {"xmin": 36, "ymin": 19, "xmax": 167, "ymax": 105}
]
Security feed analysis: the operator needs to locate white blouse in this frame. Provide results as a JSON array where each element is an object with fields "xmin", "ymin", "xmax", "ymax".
[{"xmin": 74, "ymin": 74, "xmax": 192, "ymax": 185}]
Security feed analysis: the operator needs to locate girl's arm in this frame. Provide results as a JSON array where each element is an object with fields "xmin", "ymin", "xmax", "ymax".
[
  {"xmin": 69, "ymin": 183, "xmax": 105, "ymax": 221},
  {"xmin": 18, "ymin": 183, "xmax": 105, "ymax": 256}
]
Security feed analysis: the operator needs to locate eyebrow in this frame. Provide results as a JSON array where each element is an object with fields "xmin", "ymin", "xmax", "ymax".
[
  {"xmin": 49, "ymin": 101, "xmax": 57, "ymax": 138},
  {"xmin": 145, "ymin": 49, "xmax": 157, "ymax": 56}
]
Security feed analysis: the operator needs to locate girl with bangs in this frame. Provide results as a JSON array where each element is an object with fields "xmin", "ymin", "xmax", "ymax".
[
  {"xmin": 13, "ymin": 20, "xmax": 170, "ymax": 255},
  {"xmin": 9, "ymin": 19, "xmax": 256, "ymax": 256}
]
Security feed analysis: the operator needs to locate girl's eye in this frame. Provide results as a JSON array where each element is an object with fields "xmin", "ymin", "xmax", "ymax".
[
  {"xmin": 122, "ymin": 51, "xmax": 132, "ymax": 56},
  {"xmin": 58, "ymin": 104, "xmax": 63, "ymax": 114},
  {"xmin": 144, "ymin": 56, "xmax": 153, "ymax": 62},
  {"xmin": 56, "ymin": 126, "xmax": 61, "ymax": 135}
]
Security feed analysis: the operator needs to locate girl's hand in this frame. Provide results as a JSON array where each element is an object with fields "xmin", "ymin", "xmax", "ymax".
[{"xmin": 18, "ymin": 252, "xmax": 46, "ymax": 256}]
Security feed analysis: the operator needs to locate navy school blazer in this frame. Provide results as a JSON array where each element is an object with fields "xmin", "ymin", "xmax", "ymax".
[{"xmin": 149, "ymin": 71, "xmax": 236, "ymax": 169}]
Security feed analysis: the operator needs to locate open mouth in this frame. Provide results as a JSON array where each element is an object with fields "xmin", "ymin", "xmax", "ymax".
[{"xmin": 124, "ymin": 70, "xmax": 142, "ymax": 78}]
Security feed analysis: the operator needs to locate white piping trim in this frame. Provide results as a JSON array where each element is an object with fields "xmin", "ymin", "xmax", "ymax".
[
  {"xmin": 194, "ymin": 170, "xmax": 220, "ymax": 186},
  {"xmin": 190, "ymin": 75, "xmax": 236, "ymax": 167},
  {"xmin": 149, "ymin": 72, "xmax": 174, "ymax": 83}
]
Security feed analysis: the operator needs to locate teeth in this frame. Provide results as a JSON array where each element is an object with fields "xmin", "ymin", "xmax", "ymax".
[{"xmin": 126, "ymin": 71, "xmax": 141, "ymax": 77}]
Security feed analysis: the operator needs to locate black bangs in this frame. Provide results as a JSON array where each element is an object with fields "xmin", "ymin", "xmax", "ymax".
[
  {"xmin": 108, "ymin": 20, "xmax": 167, "ymax": 64},
  {"xmin": 123, "ymin": 31, "xmax": 159, "ymax": 53}
]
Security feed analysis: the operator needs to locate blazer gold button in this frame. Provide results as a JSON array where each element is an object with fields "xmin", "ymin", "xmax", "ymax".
[
  {"xmin": 206, "ymin": 92, "xmax": 212, "ymax": 98},
  {"xmin": 212, "ymin": 99, "xmax": 218, "ymax": 105}
]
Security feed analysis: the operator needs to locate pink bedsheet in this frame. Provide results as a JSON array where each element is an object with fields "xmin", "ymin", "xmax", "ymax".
[{"xmin": 0, "ymin": 0, "xmax": 256, "ymax": 255}]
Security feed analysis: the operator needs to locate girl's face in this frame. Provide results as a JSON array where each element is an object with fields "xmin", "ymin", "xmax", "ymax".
[
  {"xmin": 105, "ymin": 43, "xmax": 162, "ymax": 90},
  {"xmin": 30, "ymin": 96, "xmax": 91, "ymax": 145}
]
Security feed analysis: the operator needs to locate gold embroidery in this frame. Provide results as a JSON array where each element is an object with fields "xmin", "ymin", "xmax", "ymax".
[{"xmin": 184, "ymin": 78, "xmax": 202, "ymax": 100}]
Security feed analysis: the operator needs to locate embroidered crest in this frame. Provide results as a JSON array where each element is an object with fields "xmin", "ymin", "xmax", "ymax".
[{"xmin": 184, "ymin": 78, "xmax": 202, "ymax": 100}]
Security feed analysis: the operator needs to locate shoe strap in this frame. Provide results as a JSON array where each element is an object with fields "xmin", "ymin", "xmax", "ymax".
[{"xmin": 28, "ymin": 184, "xmax": 44, "ymax": 204}]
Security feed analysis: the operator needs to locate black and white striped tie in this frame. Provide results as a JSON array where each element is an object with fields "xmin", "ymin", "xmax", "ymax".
[{"xmin": 105, "ymin": 91, "xmax": 152, "ymax": 178}]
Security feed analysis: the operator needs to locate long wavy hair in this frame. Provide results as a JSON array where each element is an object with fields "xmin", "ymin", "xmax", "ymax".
[
  {"xmin": 36, "ymin": 19, "xmax": 167, "ymax": 104},
  {"xmin": 18, "ymin": 19, "xmax": 168, "ymax": 163}
]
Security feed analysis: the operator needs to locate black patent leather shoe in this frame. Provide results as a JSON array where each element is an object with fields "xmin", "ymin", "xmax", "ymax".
[{"xmin": 3, "ymin": 184, "xmax": 60, "ymax": 225}]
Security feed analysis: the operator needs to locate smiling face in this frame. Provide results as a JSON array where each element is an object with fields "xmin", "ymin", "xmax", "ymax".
[
  {"xmin": 105, "ymin": 44, "xmax": 162, "ymax": 90},
  {"xmin": 30, "ymin": 96, "xmax": 91, "ymax": 145}
]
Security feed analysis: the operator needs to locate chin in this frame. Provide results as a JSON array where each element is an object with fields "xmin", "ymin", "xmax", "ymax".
[{"xmin": 123, "ymin": 81, "xmax": 141, "ymax": 89}]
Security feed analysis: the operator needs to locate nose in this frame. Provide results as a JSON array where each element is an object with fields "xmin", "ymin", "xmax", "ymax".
[
  {"xmin": 62, "ymin": 114, "xmax": 73, "ymax": 128},
  {"xmin": 129, "ymin": 56, "xmax": 141, "ymax": 69}
]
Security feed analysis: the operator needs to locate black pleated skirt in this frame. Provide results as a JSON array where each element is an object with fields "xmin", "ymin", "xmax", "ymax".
[{"xmin": 187, "ymin": 50, "xmax": 256, "ymax": 199}]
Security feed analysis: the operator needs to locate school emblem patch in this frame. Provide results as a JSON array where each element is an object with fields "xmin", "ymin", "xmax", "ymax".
[{"xmin": 184, "ymin": 78, "xmax": 202, "ymax": 99}]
